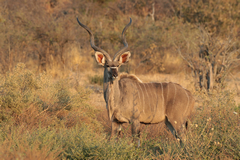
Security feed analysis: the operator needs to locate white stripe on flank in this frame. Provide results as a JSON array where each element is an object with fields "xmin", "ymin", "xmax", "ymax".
[
  {"xmin": 167, "ymin": 83, "xmax": 169, "ymax": 105},
  {"xmin": 143, "ymin": 83, "xmax": 152, "ymax": 117},
  {"xmin": 143, "ymin": 83, "xmax": 150, "ymax": 109},
  {"xmin": 173, "ymin": 83, "xmax": 176, "ymax": 106},
  {"xmin": 149, "ymin": 83, "xmax": 155, "ymax": 113},
  {"xmin": 151, "ymin": 83, "xmax": 158, "ymax": 101},
  {"xmin": 183, "ymin": 89, "xmax": 190, "ymax": 115},
  {"xmin": 137, "ymin": 83, "xmax": 145, "ymax": 114},
  {"xmin": 133, "ymin": 83, "xmax": 141, "ymax": 111},
  {"xmin": 160, "ymin": 83, "xmax": 164, "ymax": 110},
  {"xmin": 135, "ymin": 83, "xmax": 141, "ymax": 104}
]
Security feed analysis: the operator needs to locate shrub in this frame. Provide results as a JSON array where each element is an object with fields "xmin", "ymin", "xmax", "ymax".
[
  {"xmin": 183, "ymin": 90, "xmax": 240, "ymax": 159},
  {"xmin": 88, "ymin": 75, "xmax": 104, "ymax": 86},
  {"xmin": 0, "ymin": 63, "xmax": 98, "ymax": 129},
  {"xmin": 0, "ymin": 63, "xmax": 39, "ymax": 123}
]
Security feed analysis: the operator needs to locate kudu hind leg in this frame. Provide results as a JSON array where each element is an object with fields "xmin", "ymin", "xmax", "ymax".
[
  {"xmin": 165, "ymin": 116, "xmax": 183, "ymax": 146},
  {"xmin": 179, "ymin": 120, "xmax": 189, "ymax": 142}
]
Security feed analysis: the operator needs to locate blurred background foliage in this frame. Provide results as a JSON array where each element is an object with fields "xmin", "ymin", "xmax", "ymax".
[{"xmin": 0, "ymin": 0, "xmax": 239, "ymax": 76}]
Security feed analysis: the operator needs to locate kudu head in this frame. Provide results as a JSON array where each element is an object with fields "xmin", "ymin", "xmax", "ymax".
[{"xmin": 77, "ymin": 18, "xmax": 132, "ymax": 80}]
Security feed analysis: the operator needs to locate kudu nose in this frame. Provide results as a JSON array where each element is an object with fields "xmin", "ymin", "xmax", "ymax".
[{"xmin": 111, "ymin": 69, "xmax": 118, "ymax": 78}]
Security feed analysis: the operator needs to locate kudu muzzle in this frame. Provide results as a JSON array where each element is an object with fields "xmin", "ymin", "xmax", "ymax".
[{"xmin": 111, "ymin": 68, "xmax": 118, "ymax": 78}]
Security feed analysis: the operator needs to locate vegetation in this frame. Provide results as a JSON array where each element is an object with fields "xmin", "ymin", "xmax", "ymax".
[
  {"xmin": 0, "ymin": 0, "xmax": 240, "ymax": 159},
  {"xmin": 88, "ymin": 75, "xmax": 104, "ymax": 86},
  {"xmin": 1, "ymin": 0, "xmax": 239, "ymax": 75},
  {"xmin": 0, "ymin": 64, "xmax": 239, "ymax": 159}
]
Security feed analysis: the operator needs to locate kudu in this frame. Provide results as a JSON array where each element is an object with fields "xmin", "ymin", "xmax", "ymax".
[{"xmin": 77, "ymin": 17, "xmax": 195, "ymax": 145}]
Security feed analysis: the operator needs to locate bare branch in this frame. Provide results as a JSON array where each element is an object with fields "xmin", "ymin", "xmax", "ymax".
[
  {"xmin": 229, "ymin": 58, "xmax": 240, "ymax": 63},
  {"xmin": 173, "ymin": 43, "xmax": 195, "ymax": 70}
]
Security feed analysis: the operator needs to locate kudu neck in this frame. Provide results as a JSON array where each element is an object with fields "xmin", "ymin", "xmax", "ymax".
[{"xmin": 103, "ymin": 68, "xmax": 120, "ymax": 102}]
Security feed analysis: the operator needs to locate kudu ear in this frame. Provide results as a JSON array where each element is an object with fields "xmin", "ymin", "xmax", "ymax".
[
  {"xmin": 119, "ymin": 51, "xmax": 131, "ymax": 64},
  {"xmin": 95, "ymin": 51, "xmax": 106, "ymax": 66}
]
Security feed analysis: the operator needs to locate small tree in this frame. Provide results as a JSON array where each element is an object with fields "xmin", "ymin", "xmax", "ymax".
[{"xmin": 175, "ymin": 27, "xmax": 240, "ymax": 91}]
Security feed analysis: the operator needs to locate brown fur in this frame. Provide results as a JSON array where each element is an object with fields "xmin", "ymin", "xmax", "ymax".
[{"xmin": 107, "ymin": 74, "xmax": 195, "ymax": 145}]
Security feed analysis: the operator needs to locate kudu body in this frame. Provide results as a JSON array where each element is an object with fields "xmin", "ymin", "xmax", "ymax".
[{"xmin": 77, "ymin": 18, "xmax": 195, "ymax": 145}]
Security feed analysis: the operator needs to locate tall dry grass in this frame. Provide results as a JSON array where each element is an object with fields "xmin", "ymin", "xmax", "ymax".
[{"xmin": 0, "ymin": 63, "xmax": 239, "ymax": 159}]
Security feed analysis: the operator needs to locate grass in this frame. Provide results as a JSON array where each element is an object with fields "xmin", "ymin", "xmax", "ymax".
[
  {"xmin": 88, "ymin": 75, "xmax": 104, "ymax": 86},
  {"xmin": 0, "ymin": 63, "xmax": 239, "ymax": 159}
]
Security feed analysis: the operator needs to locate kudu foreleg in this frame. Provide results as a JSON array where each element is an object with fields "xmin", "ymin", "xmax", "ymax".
[
  {"xmin": 110, "ymin": 119, "xmax": 122, "ymax": 140},
  {"xmin": 131, "ymin": 119, "xmax": 141, "ymax": 147},
  {"xmin": 165, "ymin": 116, "xmax": 183, "ymax": 146}
]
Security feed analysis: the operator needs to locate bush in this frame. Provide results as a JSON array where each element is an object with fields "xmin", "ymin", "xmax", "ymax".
[
  {"xmin": 88, "ymin": 75, "xmax": 104, "ymax": 86},
  {"xmin": 0, "ymin": 63, "xmax": 98, "ymax": 128},
  {"xmin": 0, "ymin": 63, "xmax": 39, "ymax": 122},
  {"xmin": 184, "ymin": 90, "xmax": 240, "ymax": 159}
]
